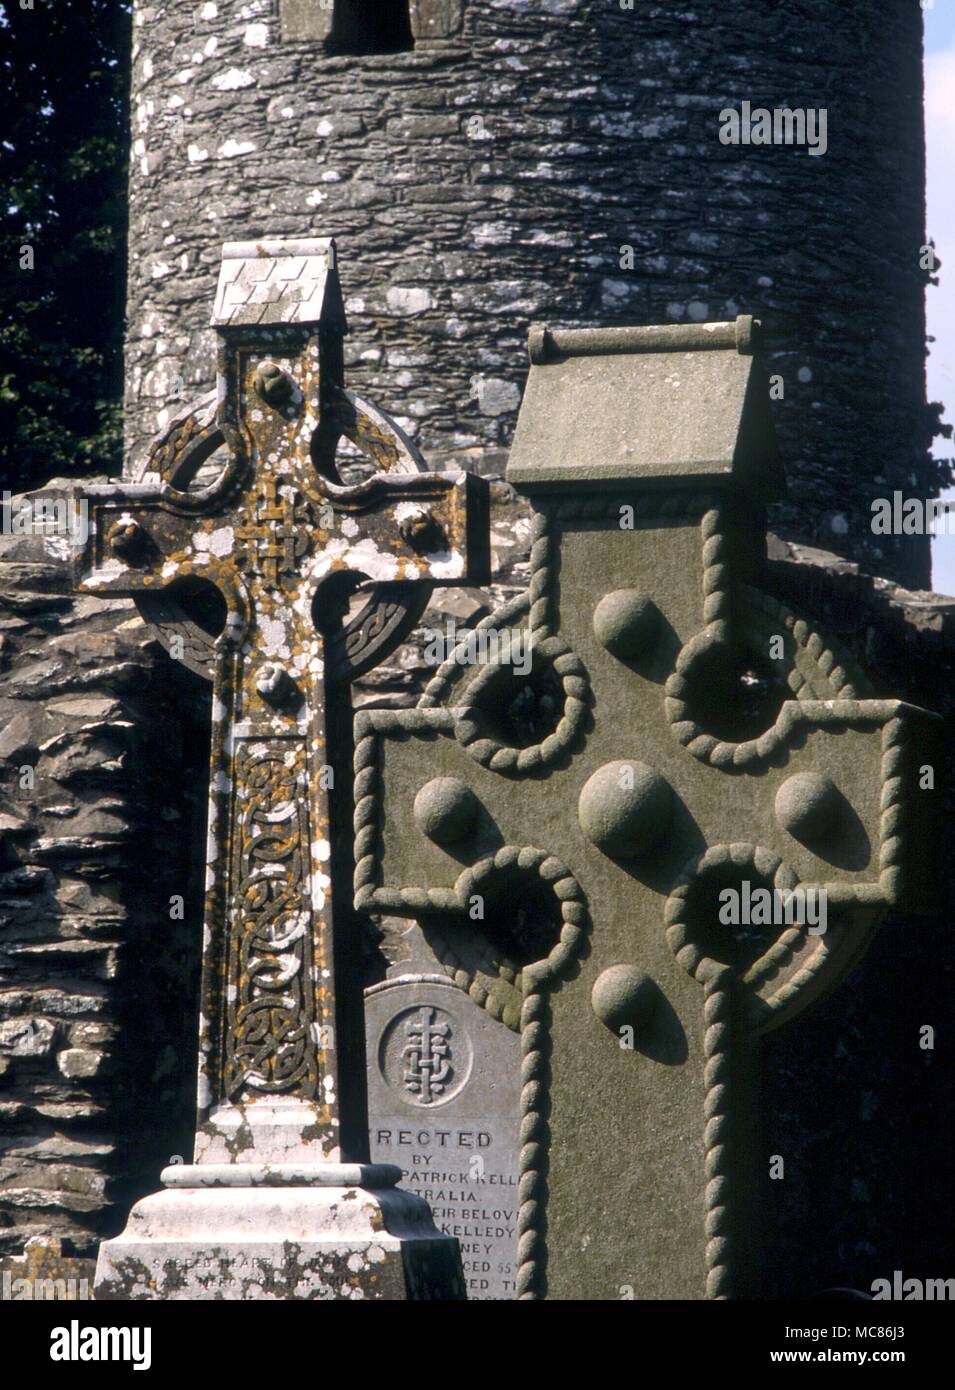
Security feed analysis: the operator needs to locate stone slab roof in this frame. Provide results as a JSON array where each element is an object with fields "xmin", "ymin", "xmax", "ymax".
[
  {"xmin": 211, "ymin": 236, "xmax": 343, "ymax": 329},
  {"xmin": 507, "ymin": 316, "xmax": 783, "ymax": 500}
]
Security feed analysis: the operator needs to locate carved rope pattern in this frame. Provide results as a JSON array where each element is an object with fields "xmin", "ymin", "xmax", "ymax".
[
  {"xmin": 665, "ymin": 511, "xmax": 875, "ymax": 770},
  {"xmin": 354, "ymin": 490, "xmax": 920, "ymax": 1301},
  {"xmin": 745, "ymin": 586, "xmax": 868, "ymax": 702},
  {"xmin": 516, "ymin": 987, "xmax": 548, "ymax": 1300},
  {"xmin": 353, "ymin": 713, "xmax": 383, "ymax": 909},
  {"xmin": 664, "ymin": 843, "xmax": 802, "ymax": 999},
  {"xmin": 353, "ymin": 743, "xmax": 587, "ymax": 1300},
  {"xmin": 700, "ymin": 506, "xmax": 733, "ymax": 630},
  {"xmin": 418, "ymin": 495, "xmax": 716, "ymax": 774},
  {"xmin": 702, "ymin": 970, "xmax": 734, "ymax": 1300},
  {"xmin": 451, "ymin": 637, "xmax": 590, "ymax": 775},
  {"xmin": 419, "ymin": 591, "xmax": 530, "ymax": 710},
  {"xmin": 419, "ymin": 492, "xmax": 716, "ymax": 712},
  {"xmin": 416, "ymin": 847, "xmax": 588, "ymax": 1018},
  {"xmin": 879, "ymin": 714, "xmax": 909, "ymax": 905},
  {"xmin": 426, "ymin": 930, "xmax": 519, "ymax": 1028},
  {"xmin": 527, "ymin": 507, "xmax": 553, "ymax": 637}
]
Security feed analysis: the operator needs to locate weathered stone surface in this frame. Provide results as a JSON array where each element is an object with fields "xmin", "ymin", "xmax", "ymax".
[
  {"xmin": 355, "ymin": 319, "xmax": 939, "ymax": 1299},
  {"xmin": 94, "ymin": 1175, "xmax": 465, "ymax": 1301},
  {"xmin": 56, "ymin": 1049, "xmax": 108, "ymax": 1081},
  {"xmin": 0, "ymin": 1236, "xmax": 94, "ymax": 1302},
  {"xmin": 367, "ymin": 967, "xmax": 521, "ymax": 1299},
  {"xmin": 0, "ymin": 505, "xmax": 210, "ymax": 1261},
  {"xmin": 0, "ymin": 1018, "xmax": 57, "ymax": 1056}
]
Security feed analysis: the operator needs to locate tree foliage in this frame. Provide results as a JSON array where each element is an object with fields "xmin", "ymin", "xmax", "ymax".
[{"xmin": 0, "ymin": 0, "xmax": 130, "ymax": 490}]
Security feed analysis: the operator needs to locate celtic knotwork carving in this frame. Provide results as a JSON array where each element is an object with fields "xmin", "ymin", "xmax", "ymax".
[
  {"xmin": 328, "ymin": 582, "xmax": 433, "ymax": 683},
  {"xmin": 141, "ymin": 388, "xmax": 223, "ymax": 490},
  {"xmin": 346, "ymin": 598, "xmax": 403, "ymax": 659},
  {"xmin": 225, "ymin": 740, "xmax": 319, "ymax": 1100},
  {"xmin": 77, "ymin": 237, "xmax": 490, "ymax": 1217},
  {"xmin": 234, "ymin": 480, "xmax": 323, "ymax": 589}
]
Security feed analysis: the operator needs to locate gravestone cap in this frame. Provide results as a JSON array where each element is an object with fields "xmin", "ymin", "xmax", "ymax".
[
  {"xmin": 211, "ymin": 236, "xmax": 346, "ymax": 331},
  {"xmin": 507, "ymin": 315, "xmax": 783, "ymax": 500}
]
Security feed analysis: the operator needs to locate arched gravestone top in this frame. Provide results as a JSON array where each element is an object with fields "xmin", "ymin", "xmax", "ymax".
[
  {"xmin": 366, "ymin": 969, "xmax": 522, "ymax": 1300},
  {"xmin": 354, "ymin": 316, "xmax": 939, "ymax": 1299}
]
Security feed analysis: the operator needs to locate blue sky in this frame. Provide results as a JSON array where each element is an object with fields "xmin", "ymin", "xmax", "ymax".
[{"xmin": 925, "ymin": 4, "xmax": 955, "ymax": 593}]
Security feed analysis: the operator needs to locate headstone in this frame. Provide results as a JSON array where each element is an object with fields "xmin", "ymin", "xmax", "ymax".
[
  {"xmin": 354, "ymin": 317, "xmax": 939, "ymax": 1299},
  {"xmin": 366, "ymin": 928, "xmax": 521, "ymax": 1299},
  {"xmin": 73, "ymin": 236, "xmax": 490, "ymax": 1300}
]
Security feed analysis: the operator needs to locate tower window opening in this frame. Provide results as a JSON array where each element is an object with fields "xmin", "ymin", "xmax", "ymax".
[{"xmin": 328, "ymin": 0, "xmax": 414, "ymax": 55}]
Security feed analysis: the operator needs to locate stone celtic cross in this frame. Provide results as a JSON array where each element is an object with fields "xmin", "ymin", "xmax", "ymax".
[
  {"xmin": 75, "ymin": 237, "xmax": 487, "ymax": 1299},
  {"xmin": 354, "ymin": 318, "xmax": 937, "ymax": 1300}
]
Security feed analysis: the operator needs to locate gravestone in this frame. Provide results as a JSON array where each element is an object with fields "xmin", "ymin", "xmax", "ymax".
[
  {"xmin": 354, "ymin": 317, "xmax": 939, "ymax": 1299},
  {"xmin": 73, "ymin": 236, "xmax": 491, "ymax": 1300},
  {"xmin": 366, "ymin": 927, "xmax": 521, "ymax": 1299}
]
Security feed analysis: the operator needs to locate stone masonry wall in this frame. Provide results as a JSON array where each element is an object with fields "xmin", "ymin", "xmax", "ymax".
[
  {"xmin": 0, "ymin": 506, "xmax": 208, "ymax": 1260},
  {"xmin": 127, "ymin": 0, "xmax": 934, "ymax": 588}
]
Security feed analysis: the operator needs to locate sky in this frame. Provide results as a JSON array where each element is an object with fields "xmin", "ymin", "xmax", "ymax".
[{"xmin": 925, "ymin": 3, "xmax": 955, "ymax": 594}]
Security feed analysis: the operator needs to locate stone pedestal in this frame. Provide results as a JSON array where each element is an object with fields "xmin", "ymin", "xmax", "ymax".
[{"xmin": 94, "ymin": 1164, "xmax": 464, "ymax": 1301}]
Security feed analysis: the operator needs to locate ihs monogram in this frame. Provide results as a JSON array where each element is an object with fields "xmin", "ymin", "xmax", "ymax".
[{"xmin": 403, "ymin": 1006, "xmax": 453, "ymax": 1106}]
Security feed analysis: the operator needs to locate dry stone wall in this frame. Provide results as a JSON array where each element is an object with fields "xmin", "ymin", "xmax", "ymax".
[{"xmin": 0, "ymin": 509, "xmax": 208, "ymax": 1261}]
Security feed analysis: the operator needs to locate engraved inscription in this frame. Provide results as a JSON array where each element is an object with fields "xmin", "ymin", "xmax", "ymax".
[
  {"xmin": 367, "ymin": 980, "xmax": 522, "ymax": 1299},
  {"xmin": 372, "ymin": 1126, "xmax": 519, "ymax": 1299}
]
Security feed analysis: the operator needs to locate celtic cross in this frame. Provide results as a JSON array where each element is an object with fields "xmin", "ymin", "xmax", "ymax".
[
  {"xmin": 353, "ymin": 318, "xmax": 937, "ymax": 1300},
  {"xmin": 75, "ymin": 237, "xmax": 486, "ymax": 1299}
]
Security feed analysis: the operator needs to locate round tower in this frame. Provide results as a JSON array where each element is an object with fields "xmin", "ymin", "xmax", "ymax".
[{"xmin": 127, "ymin": 0, "xmax": 931, "ymax": 586}]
